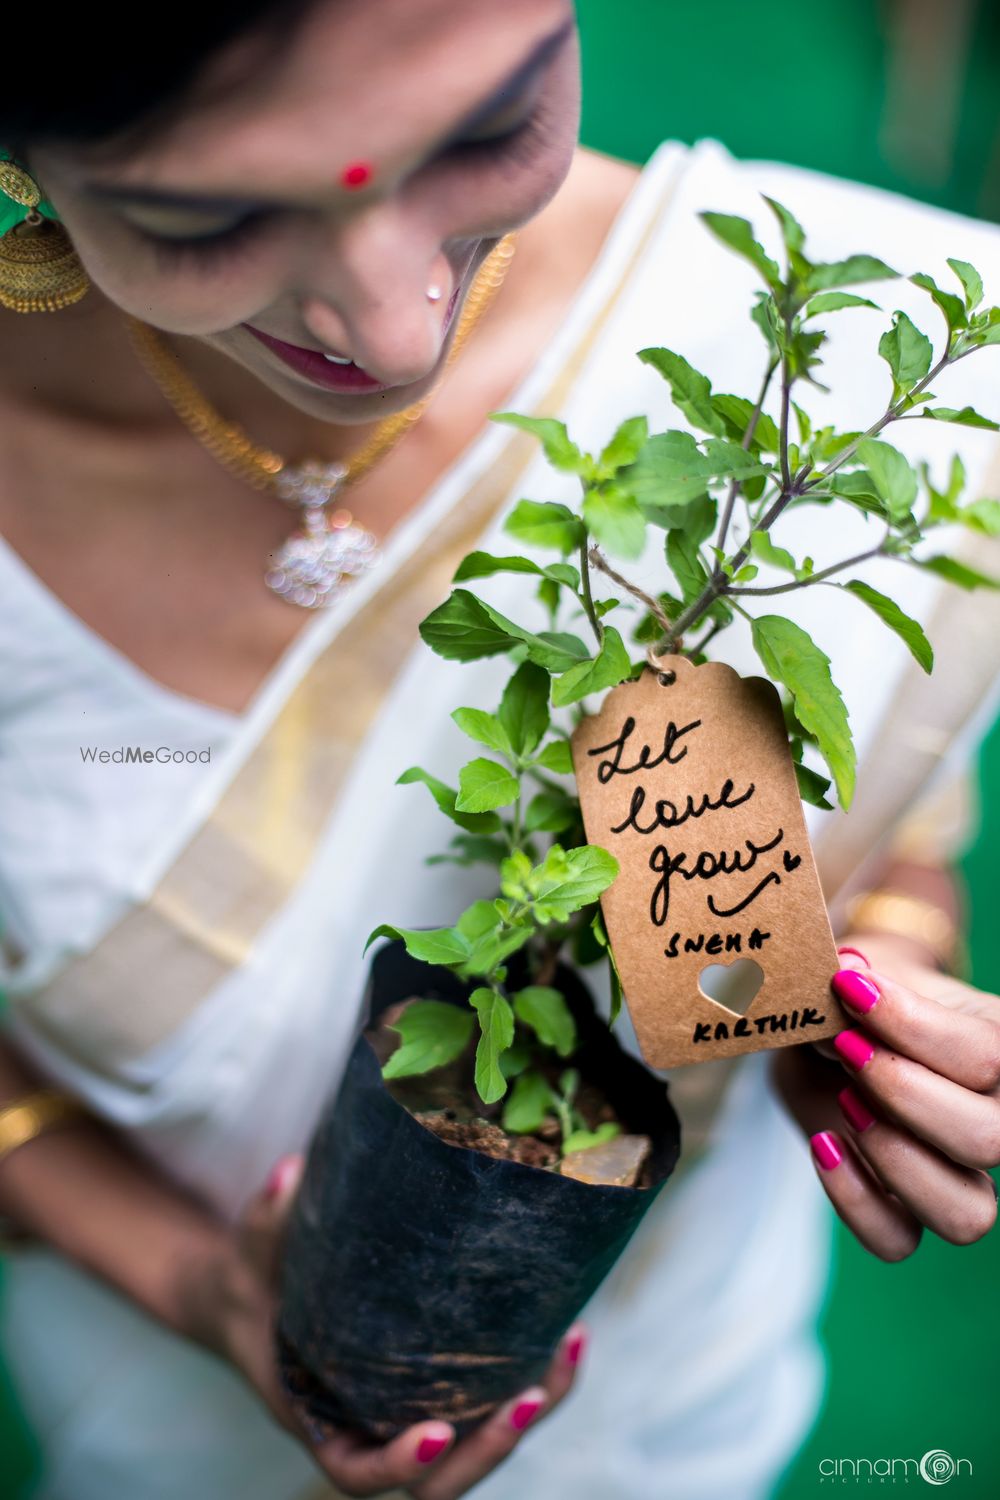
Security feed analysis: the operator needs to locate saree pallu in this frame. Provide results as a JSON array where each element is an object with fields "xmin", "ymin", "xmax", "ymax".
[{"xmin": 3, "ymin": 140, "xmax": 1000, "ymax": 1500}]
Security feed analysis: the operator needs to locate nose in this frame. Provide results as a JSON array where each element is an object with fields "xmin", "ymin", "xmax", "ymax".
[{"xmin": 298, "ymin": 208, "xmax": 452, "ymax": 387}]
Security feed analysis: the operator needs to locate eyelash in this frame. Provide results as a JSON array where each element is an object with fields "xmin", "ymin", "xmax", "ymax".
[{"xmin": 139, "ymin": 110, "xmax": 546, "ymax": 271}]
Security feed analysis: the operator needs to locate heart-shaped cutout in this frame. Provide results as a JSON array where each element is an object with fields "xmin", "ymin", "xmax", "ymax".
[{"xmin": 698, "ymin": 958, "xmax": 765, "ymax": 1016}]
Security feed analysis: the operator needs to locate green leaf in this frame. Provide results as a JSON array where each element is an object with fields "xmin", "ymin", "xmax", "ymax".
[
  {"xmin": 455, "ymin": 757, "xmax": 520, "ymax": 813},
  {"xmin": 382, "ymin": 1001, "xmax": 475, "ymax": 1079},
  {"xmin": 918, "ymin": 555, "xmax": 1000, "ymax": 590},
  {"xmin": 502, "ymin": 1071, "xmax": 556, "ymax": 1133},
  {"xmin": 750, "ymin": 531, "xmax": 798, "ymax": 574},
  {"xmin": 750, "ymin": 615, "xmax": 855, "ymax": 808},
  {"xmin": 426, "ymin": 834, "xmax": 509, "ymax": 869},
  {"xmin": 498, "ymin": 661, "xmax": 550, "ymax": 757},
  {"xmin": 700, "ymin": 211, "xmax": 783, "ymax": 290},
  {"xmin": 666, "ymin": 528, "xmax": 709, "ymax": 603},
  {"xmin": 551, "ymin": 625, "xmax": 633, "ymax": 708},
  {"xmin": 453, "ymin": 551, "xmax": 541, "ymax": 583},
  {"xmin": 599, "ymin": 415, "xmax": 650, "ymax": 471},
  {"xmin": 803, "ymin": 291, "xmax": 880, "ymax": 317},
  {"xmin": 451, "ymin": 708, "xmax": 513, "ymax": 756},
  {"xmin": 961, "ymin": 498, "xmax": 1000, "ymax": 535},
  {"xmin": 763, "ymin": 195, "xmax": 806, "ymax": 255},
  {"xmin": 923, "ymin": 454, "xmax": 965, "ymax": 523},
  {"xmin": 529, "ymin": 845, "xmax": 620, "ymax": 923},
  {"xmin": 630, "ymin": 430, "xmax": 765, "ymax": 510},
  {"xmin": 489, "ymin": 413, "xmax": 587, "ymax": 473},
  {"xmin": 843, "ymin": 581, "xmax": 933, "ymax": 672},
  {"xmin": 513, "ymin": 986, "xmax": 578, "ymax": 1058},
  {"xmin": 921, "ymin": 406, "xmax": 999, "ymax": 432},
  {"xmin": 523, "ymin": 790, "xmax": 577, "ymax": 834},
  {"xmin": 396, "ymin": 765, "xmax": 501, "ymax": 834},
  {"xmin": 637, "ymin": 348, "xmax": 725, "ymax": 435},
  {"xmin": 878, "ymin": 311, "xmax": 933, "ymax": 399},
  {"xmin": 794, "ymin": 761, "xmax": 834, "ymax": 811},
  {"xmin": 804, "ymin": 255, "xmax": 898, "ymax": 294},
  {"xmin": 365, "ymin": 922, "xmax": 471, "ymax": 967},
  {"xmin": 418, "ymin": 589, "xmax": 520, "ymax": 662},
  {"xmin": 470, "ymin": 988, "xmax": 515, "ymax": 1103},
  {"xmin": 947, "ymin": 257, "xmax": 984, "ymax": 311},
  {"xmin": 855, "ymin": 438, "xmax": 919, "ymax": 523},
  {"xmin": 562, "ymin": 1121, "xmax": 622, "ymax": 1155},
  {"xmin": 583, "ymin": 485, "xmax": 647, "ymax": 560},
  {"xmin": 910, "ymin": 272, "xmax": 966, "ymax": 333},
  {"xmin": 420, "ymin": 589, "xmax": 585, "ymax": 672},
  {"xmin": 534, "ymin": 738, "xmax": 574, "ymax": 774},
  {"xmin": 504, "ymin": 499, "xmax": 585, "ymax": 555},
  {"xmin": 712, "ymin": 394, "xmax": 780, "ymax": 453}
]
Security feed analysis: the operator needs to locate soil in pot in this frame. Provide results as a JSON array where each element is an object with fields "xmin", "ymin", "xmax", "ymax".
[
  {"xmin": 375, "ymin": 1005, "xmax": 655, "ymax": 1187},
  {"xmin": 276, "ymin": 941, "xmax": 681, "ymax": 1443}
]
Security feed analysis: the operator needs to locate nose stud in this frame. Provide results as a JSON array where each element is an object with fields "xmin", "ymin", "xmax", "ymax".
[{"xmin": 426, "ymin": 283, "xmax": 444, "ymax": 304}]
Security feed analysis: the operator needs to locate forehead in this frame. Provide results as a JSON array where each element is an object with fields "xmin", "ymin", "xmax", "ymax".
[{"xmin": 80, "ymin": 0, "xmax": 573, "ymax": 195}]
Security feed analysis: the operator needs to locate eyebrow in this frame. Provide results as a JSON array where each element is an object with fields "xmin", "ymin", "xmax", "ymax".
[{"xmin": 85, "ymin": 19, "xmax": 573, "ymax": 215}]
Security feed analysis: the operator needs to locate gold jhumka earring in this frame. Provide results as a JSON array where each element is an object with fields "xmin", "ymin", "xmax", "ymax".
[{"xmin": 0, "ymin": 153, "xmax": 90, "ymax": 313}]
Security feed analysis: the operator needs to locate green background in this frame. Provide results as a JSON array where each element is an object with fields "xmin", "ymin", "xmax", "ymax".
[
  {"xmin": 4, "ymin": 2, "xmax": 1000, "ymax": 1493},
  {"xmin": 575, "ymin": 0, "xmax": 1000, "ymax": 1494}
]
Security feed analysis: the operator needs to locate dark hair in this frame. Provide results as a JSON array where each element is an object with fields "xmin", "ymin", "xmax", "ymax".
[{"xmin": 4, "ymin": 2, "xmax": 320, "ymax": 162}]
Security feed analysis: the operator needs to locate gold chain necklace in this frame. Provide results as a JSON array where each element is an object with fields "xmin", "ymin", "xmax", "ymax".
[{"xmin": 123, "ymin": 234, "xmax": 517, "ymax": 608}]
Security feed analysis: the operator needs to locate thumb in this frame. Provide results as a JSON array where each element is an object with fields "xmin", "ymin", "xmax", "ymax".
[{"xmin": 239, "ymin": 1153, "xmax": 306, "ymax": 1287}]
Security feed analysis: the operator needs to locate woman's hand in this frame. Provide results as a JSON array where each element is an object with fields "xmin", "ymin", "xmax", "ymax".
[
  {"xmin": 203, "ymin": 1155, "xmax": 586, "ymax": 1499},
  {"xmin": 773, "ymin": 938, "xmax": 1000, "ymax": 1261}
]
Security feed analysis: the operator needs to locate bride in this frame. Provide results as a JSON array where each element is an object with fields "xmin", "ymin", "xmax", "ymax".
[{"xmin": 2, "ymin": 4, "xmax": 999, "ymax": 1498}]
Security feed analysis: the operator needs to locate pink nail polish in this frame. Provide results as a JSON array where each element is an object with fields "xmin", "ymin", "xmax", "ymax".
[
  {"xmin": 832, "ymin": 969, "xmax": 880, "ymax": 1013},
  {"xmin": 811, "ymin": 1131, "xmax": 843, "ymax": 1171},
  {"xmin": 565, "ymin": 1329, "xmax": 586, "ymax": 1367},
  {"xmin": 837, "ymin": 945, "xmax": 871, "ymax": 968},
  {"xmin": 834, "ymin": 1028, "xmax": 876, "ymax": 1071},
  {"xmin": 839, "ymin": 1086, "xmax": 876, "ymax": 1133},
  {"xmin": 263, "ymin": 1156, "xmax": 298, "ymax": 1200},
  {"xmin": 510, "ymin": 1397, "xmax": 544, "ymax": 1432},
  {"xmin": 416, "ymin": 1433, "xmax": 450, "ymax": 1464}
]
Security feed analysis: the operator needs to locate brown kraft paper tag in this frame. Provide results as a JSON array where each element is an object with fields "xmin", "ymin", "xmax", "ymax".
[{"xmin": 571, "ymin": 656, "xmax": 843, "ymax": 1067}]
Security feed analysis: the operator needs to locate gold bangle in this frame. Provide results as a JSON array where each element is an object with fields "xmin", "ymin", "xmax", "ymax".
[
  {"xmin": 0, "ymin": 1087, "xmax": 81, "ymax": 1165},
  {"xmin": 845, "ymin": 888, "xmax": 958, "ymax": 972}
]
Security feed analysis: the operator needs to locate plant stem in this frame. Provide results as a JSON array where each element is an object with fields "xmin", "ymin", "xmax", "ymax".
[
  {"xmin": 728, "ymin": 540, "xmax": 889, "ymax": 596},
  {"xmin": 578, "ymin": 529, "xmax": 604, "ymax": 647},
  {"xmin": 778, "ymin": 346, "xmax": 793, "ymax": 494},
  {"xmin": 588, "ymin": 547, "xmax": 674, "ymax": 635},
  {"xmin": 689, "ymin": 614, "xmax": 728, "ymax": 655},
  {"xmin": 717, "ymin": 358, "xmax": 778, "ymax": 555}
]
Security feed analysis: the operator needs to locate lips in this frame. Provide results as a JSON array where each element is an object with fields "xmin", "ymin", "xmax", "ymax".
[{"xmin": 243, "ymin": 283, "xmax": 463, "ymax": 396}]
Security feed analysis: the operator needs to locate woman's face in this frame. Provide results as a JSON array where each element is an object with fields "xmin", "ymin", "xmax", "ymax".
[{"xmin": 26, "ymin": 0, "xmax": 580, "ymax": 424}]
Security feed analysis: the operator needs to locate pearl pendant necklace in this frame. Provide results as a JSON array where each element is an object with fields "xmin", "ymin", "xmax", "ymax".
[{"xmin": 265, "ymin": 459, "xmax": 379, "ymax": 609}]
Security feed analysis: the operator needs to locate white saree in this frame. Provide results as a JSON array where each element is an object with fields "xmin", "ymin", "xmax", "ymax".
[{"xmin": 3, "ymin": 139, "xmax": 1000, "ymax": 1500}]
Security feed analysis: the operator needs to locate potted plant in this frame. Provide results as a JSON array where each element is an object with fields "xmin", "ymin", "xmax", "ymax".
[{"xmin": 277, "ymin": 201, "xmax": 1000, "ymax": 1439}]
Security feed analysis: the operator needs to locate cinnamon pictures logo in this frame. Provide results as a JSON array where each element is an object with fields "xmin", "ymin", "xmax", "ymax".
[
  {"xmin": 79, "ymin": 745, "xmax": 212, "ymax": 765},
  {"xmin": 819, "ymin": 1449, "xmax": 973, "ymax": 1485}
]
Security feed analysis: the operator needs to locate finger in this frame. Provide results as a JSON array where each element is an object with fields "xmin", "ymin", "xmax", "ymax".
[
  {"xmin": 832, "ymin": 1028, "xmax": 1000, "ymax": 1171},
  {"xmin": 831, "ymin": 967, "xmax": 1000, "ymax": 1094},
  {"xmin": 238, "ymin": 1154, "xmax": 305, "ymax": 1285},
  {"xmin": 813, "ymin": 947, "xmax": 873, "ymax": 1062},
  {"xmin": 810, "ymin": 1129, "xmax": 922, "ymax": 1262},
  {"xmin": 838, "ymin": 1086, "xmax": 999, "ymax": 1245},
  {"xmin": 413, "ymin": 1324, "xmax": 586, "ymax": 1500},
  {"xmin": 313, "ymin": 1420, "xmax": 455, "ymax": 1497}
]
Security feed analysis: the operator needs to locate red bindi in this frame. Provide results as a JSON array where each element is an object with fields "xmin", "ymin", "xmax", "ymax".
[{"xmin": 340, "ymin": 161, "xmax": 373, "ymax": 190}]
